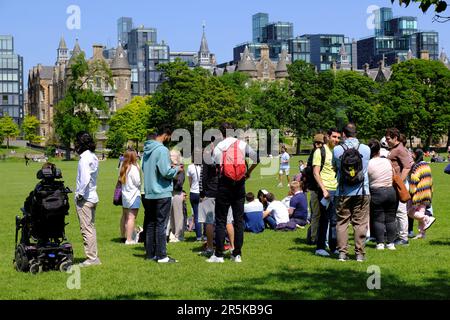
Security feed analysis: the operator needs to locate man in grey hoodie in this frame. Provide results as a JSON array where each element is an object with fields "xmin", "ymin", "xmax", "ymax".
[{"xmin": 142, "ymin": 125, "xmax": 183, "ymax": 263}]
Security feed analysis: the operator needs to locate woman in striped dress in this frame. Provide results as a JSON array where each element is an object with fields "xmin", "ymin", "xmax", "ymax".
[{"xmin": 407, "ymin": 149, "xmax": 436, "ymax": 239}]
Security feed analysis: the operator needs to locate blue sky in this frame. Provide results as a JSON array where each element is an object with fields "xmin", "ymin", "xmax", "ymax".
[{"xmin": 1, "ymin": 0, "xmax": 449, "ymax": 85}]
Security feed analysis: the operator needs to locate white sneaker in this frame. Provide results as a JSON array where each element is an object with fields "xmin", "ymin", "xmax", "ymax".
[
  {"xmin": 206, "ymin": 255, "xmax": 224, "ymax": 263},
  {"xmin": 79, "ymin": 258, "xmax": 101, "ymax": 267},
  {"xmin": 230, "ymin": 255, "xmax": 242, "ymax": 263},
  {"xmin": 315, "ymin": 249, "xmax": 330, "ymax": 257},
  {"xmin": 376, "ymin": 243, "xmax": 385, "ymax": 250},
  {"xmin": 424, "ymin": 216, "xmax": 436, "ymax": 231},
  {"xmin": 125, "ymin": 240, "xmax": 137, "ymax": 245},
  {"xmin": 386, "ymin": 243, "xmax": 396, "ymax": 250},
  {"xmin": 277, "ymin": 183, "xmax": 283, "ymax": 187},
  {"xmin": 169, "ymin": 238, "xmax": 180, "ymax": 243}
]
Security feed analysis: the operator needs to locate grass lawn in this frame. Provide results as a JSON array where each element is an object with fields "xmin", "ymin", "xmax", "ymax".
[{"xmin": 0, "ymin": 156, "xmax": 449, "ymax": 300}]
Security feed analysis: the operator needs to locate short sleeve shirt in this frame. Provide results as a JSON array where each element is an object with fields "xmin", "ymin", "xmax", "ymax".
[
  {"xmin": 289, "ymin": 192, "xmax": 308, "ymax": 221},
  {"xmin": 312, "ymin": 144, "xmax": 337, "ymax": 191},
  {"xmin": 187, "ymin": 164, "xmax": 201, "ymax": 194},
  {"xmin": 280, "ymin": 152, "xmax": 290, "ymax": 170}
]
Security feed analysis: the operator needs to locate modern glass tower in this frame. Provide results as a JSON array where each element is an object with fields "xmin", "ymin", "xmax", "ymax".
[
  {"xmin": 117, "ymin": 17, "xmax": 133, "ymax": 47},
  {"xmin": 0, "ymin": 35, "xmax": 23, "ymax": 125},
  {"xmin": 127, "ymin": 26, "xmax": 157, "ymax": 96},
  {"xmin": 146, "ymin": 42, "xmax": 170, "ymax": 94},
  {"xmin": 304, "ymin": 34, "xmax": 353, "ymax": 71},
  {"xmin": 375, "ymin": 7, "xmax": 393, "ymax": 36},
  {"xmin": 252, "ymin": 13, "xmax": 268, "ymax": 43}
]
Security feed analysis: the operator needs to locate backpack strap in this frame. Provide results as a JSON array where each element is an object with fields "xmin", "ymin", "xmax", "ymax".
[{"xmin": 319, "ymin": 146, "xmax": 326, "ymax": 173}]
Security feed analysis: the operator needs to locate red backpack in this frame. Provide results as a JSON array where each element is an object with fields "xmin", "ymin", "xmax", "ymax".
[{"xmin": 222, "ymin": 140, "xmax": 247, "ymax": 181}]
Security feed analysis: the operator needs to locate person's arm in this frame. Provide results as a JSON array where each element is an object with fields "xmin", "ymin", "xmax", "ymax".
[
  {"xmin": 312, "ymin": 149, "xmax": 329, "ymax": 198},
  {"xmin": 156, "ymin": 149, "xmax": 179, "ymax": 179},
  {"xmin": 76, "ymin": 158, "xmax": 90, "ymax": 200},
  {"xmin": 245, "ymin": 143, "xmax": 260, "ymax": 179}
]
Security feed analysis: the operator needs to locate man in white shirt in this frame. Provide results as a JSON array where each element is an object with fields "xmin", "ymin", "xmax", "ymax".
[
  {"xmin": 263, "ymin": 193, "xmax": 290, "ymax": 229},
  {"xmin": 74, "ymin": 132, "xmax": 101, "ymax": 267},
  {"xmin": 278, "ymin": 146, "xmax": 290, "ymax": 187}
]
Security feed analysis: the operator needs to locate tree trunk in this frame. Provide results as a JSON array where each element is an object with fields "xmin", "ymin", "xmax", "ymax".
[
  {"xmin": 425, "ymin": 135, "xmax": 433, "ymax": 149},
  {"xmin": 65, "ymin": 144, "xmax": 71, "ymax": 161},
  {"xmin": 6, "ymin": 137, "xmax": 9, "ymax": 149},
  {"xmin": 296, "ymin": 137, "xmax": 302, "ymax": 155},
  {"xmin": 447, "ymin": 127, "xmax": 450, "ymax": 148}
]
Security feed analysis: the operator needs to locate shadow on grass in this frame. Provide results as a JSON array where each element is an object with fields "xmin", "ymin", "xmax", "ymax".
[
  {"xmin": 111, "ymin": 238, "xmax": 125, "ymax": 244},
  {"xmin": 429, "ymin": 240, "xmax": 450, "ymax": 246},
  {"xmin": 101, "ymin": 291, "xmax": 163, "ymax": 300},
  {"xmin": 207, "ymin": 266, "xmax": 450, "ymax": 300}
]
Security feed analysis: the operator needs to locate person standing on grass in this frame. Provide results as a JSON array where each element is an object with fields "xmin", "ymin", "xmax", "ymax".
[
  {"xmin": 367, "ymin": 139, "xmax": 398, "ymax": 251},
  {"xmin": 119, "ymin": 149, "xmax": 141, "ymax": 245},
  {"xmin": 167, "ymin": 149, "xmax": 185, "ymax": 243},
  {"xmin": 74, "ymin": 131, "xmax": 101, "ymax": 267},
  {"xmin": 207, "ymin": 123, "xmax": 260, "ymax": 263},
  {"xmin": 408, "ymin": 149, "xmax": 436, "ymax": 239},
  {"xmin": 314, "ymin": 128, "xmax": 340, "ymax": 257},
  {"xmin": 187, "ymin": 154, "xmax": 203, "ymax": 241},
  {"xmin": 333, "ymin": 123, "xmax": 371, "ymax": 262},
  {"xmin": 278, "ymin": 146, "xmax": 290, "ymax": 187},
  {"xmin": 385, "ymin": 128, "xmax": 414, "ymax": 246},
  {"xmin": 142, "ymin": 125, "xmax": 183, "ymax": 264}
]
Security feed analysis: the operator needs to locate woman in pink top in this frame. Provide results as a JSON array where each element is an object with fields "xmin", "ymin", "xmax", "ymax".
[{"xmin": 368, "ymin": 139, "xmax": 398, "ymax": 251}]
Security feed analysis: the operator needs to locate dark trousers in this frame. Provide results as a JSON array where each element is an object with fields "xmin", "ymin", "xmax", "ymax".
[
  {"xmin": 316, "ymin": 190, "xmax": 337, "ymax": 252},
  {"xmin": 190, "ymin": 193, "xmax": 202, "ymax": 239},
  {"xmin": 143, "ymin": 197, "xmax": 172, "ymax": 260},
  {"xmin": 370, "ymin": 187, "xmax": 398, "ymax": 244},
  {"xmin": 214, "ymin": 178, "xmax": 245, "ymax": 258}
]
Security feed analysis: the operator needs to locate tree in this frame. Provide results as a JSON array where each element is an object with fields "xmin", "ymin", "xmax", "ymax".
[
  {"xmin": 390, "ymin": 0, "xmax": 449, "ymax": 22},
  {"xmin": 22, "ymin": 115, "xmax": 42, "ymax": 144},
  {"xmin": 380, "ymin": 59, "xmax": 450, "ymax": 147},
  {"xmin": 107, "ymin": 96, "xmax": 151, "ymax": 152},
  {"xmin": 0, "ymin": 115, "xmax": 20, "ymax": 148},
  {"xmin": 53, "ymin": 52, "xmax": 112, "ymax": 159}
]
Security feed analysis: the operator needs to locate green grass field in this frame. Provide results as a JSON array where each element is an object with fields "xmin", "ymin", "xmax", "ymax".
[{"xmin": 0, "ymin": 156, "xmax": 449, "ymax": 300}]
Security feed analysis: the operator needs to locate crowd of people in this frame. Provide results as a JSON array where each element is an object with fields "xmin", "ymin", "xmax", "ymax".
[{"xmin": 70, "ymin": 121, "xmax": 445, "ymax": 267}]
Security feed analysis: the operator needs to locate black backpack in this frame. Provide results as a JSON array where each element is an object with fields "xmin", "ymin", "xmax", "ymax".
[
  {"xmin": 302, "ymin": 146, "xmax": 326, "ymax": 192},
  {"xmin": 339, "ymin": 143, "xmax": 364, "ymax": 187}
]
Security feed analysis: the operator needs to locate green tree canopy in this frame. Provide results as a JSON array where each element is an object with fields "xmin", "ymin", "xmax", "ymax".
[
  {"xmin": 0, "ymin": 115, "xmax": 20, "ymax": 148},
  {"xmin": 53, "ymin": 52, "xmax": 112, "ymax": 159},
  {"xmin": 22, "ymin": 115, "xmax": 42, "ymax": 144}
]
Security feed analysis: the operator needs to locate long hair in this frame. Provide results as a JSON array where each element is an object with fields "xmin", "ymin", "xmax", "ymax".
[{"xmin": 119, "ymin": 150, "xmax": 137, "ymax": 184}]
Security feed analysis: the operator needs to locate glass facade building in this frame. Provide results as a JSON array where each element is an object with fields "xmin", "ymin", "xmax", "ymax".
[
  {"xmin": 117, "ymin": 17, "xmax": 133, "ymax": 47},
  {"xmin": 288, "ymin": 36, "xmax": 311, "ymax": 63},
  {"xmin": 305, "ymin": 34, "xmax": 353, "ymax": 71},
  {"xmin": 170, "ymin": 52, "xmax": 197, "ymax": 68},
  {"xmin": 252, "ymin": 13, "xmax": 268, "ymax": 43},
  {"xmin": 233, "ymin": 42, "xmax": 264, "ymax": 62},
  {"xmin": 358, "ymin": 7, "xmax": 439, "ymax": 68},
  {"xmin": 127, "ymin": 26, "xmax": 158, "ymax": 96},
  {"xmin": 0, "ymin": 35, "xmax": 23, "ymax": 124},
  {"xmin": 146, "ymin": 43, "xmax": 170, "ymax": 94}
]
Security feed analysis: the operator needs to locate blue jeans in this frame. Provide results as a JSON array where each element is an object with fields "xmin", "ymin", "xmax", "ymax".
[
  {"xmin": 316, "ymin": 190, "xmax": 337, "ymax": 252},
  {"xmin": 190, "ymin": 192, "xmax": 202, "ymax": 239},
  {"xmin": 264, "ymin": 215, "xmax": 277, "ymax": 229},
  {"xmin": 143, "ymin": 197, "xmax": 172, "ymax": 260}
]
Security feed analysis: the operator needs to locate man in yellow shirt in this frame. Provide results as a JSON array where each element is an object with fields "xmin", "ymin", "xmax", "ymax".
[{"xmin": 313, "ymin": 128, "xmax": 341, "ymax": 257}]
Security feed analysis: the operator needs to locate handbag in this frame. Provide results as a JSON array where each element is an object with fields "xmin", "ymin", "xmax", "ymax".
[
  {"xmin": 113, "ymin": 180, "xmax": 123, "ymax": 206},
  {"xmin": 392, "ymin": 172, "xmax": 411, "ymax": 203}
]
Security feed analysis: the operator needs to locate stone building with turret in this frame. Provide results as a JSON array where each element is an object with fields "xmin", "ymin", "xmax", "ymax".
[{"xmin": 28, "ymin": 37, "xmax": 131, "ymax": 147}]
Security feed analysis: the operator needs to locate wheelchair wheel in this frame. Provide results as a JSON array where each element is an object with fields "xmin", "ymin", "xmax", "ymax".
[
  {"xmin": 59, "ymin": 260, "xmax": 72, "ymax": 272},
  {"xmin": 14, "ymin": 244, "xmax": 29, "ymax": 272},
  {"xmin": 29, "ymin": 262, "xmax": 43, "ymax": 275}
]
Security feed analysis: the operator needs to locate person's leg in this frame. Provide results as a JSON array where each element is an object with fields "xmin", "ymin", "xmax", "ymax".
[
  {"xmin": 126, "ymin": 209, "xmax": 138, "ymax": 242},
  {"xmin": 143, "ymin": 198, "xmax": 156, "ymax": 259},
  {"xmin": 230, "ymin": 192, "xmax": 245, "ymax": 257},
  {"xmin": 226, "ymin": 223, "xmax": 235, "ymax": 251},
  {"xmin": 370, "ymin": 189, "xmax": 386, "ymax": 244},
  {"xmin": 335, "ymin": 196, "xmax": 352, "ymax": 255},
  {"xmin": 214, "ymin": 189, "xmax": 231, "ymax": 258},
  {"xmin": 327, "ymin": 191, "xmax": 337, "ymax": 253},
  {"xmin": 264, "ymin": 215, "xmax": 277, "ymax": 229},
  {"xmin": 120, "ymin": 207, "xmax": 127, "ymax": 239},
  {"xmin": 309, "ymin": 191, "xmax": 321, "ymax": 244},
  {"xmin": 155, "ymin": 197, "xmax": 172, "ymax": 259},
  {"xmin": 316, "ymin": 191, "xmax": 329, "ymax": 251},
  {"xmin": 385, "ymin": 187, "xmax": 399, "ymax": 244},
  {"xmin": 190, "ymin": 193, "xmax": 202, "ymax": 240},
  {"xmin": 171, "ymin": 193, "xmax": 185, "ymax": 241},
  {"xmin": 206, "ymin": 223, "xmax": 215, "ymax": 251},
  {"xmin": 351, "ymin": 196, "xmax": 370, "ymax": 256},
  {"xmin": 396, "ymin": 201, "xmax": 409, "ymax": 242},
  {"xmin": 76, "ymin": 200, "xmax": 98, "ymax": 261}
]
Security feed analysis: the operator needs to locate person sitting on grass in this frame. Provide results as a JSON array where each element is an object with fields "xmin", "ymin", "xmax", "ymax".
[
  {"xmin": 244, "ymin": 192, "xmax": 265, "ymax": 233},
  {"xmin": 288, "ymin": 181, "xmax": 309, "ymax": 228},
  {"xmin": 263, "ymin": 193, "xmax": 292, "ymax": 230}
]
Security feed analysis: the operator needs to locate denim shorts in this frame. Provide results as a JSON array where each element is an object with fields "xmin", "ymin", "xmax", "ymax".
[{"xmin": 129, "ymin": 196, "xmax": 141, "ymax": 209}]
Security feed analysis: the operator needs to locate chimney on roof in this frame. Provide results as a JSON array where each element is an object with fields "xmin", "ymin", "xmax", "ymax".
[
  {"xmin": 93, "ymin": 44, "xmax": 104, "ymax": 60},
  {"xmin": 420, "ymin": 50, "xmax": 430, "ymax": 60}
]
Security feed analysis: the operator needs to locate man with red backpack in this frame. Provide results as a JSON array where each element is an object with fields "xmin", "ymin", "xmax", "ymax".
[{"xmin": 206, "ymin": 123, "xmax": 260, "ymax": 263}]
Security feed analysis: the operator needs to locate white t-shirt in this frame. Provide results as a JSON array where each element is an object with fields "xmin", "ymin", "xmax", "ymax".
[
  {"xmin": 368, "ymin": 157, "xmax": 393, "ymax": 188},
  {"xmin": 280, "ymin": 152, "xmax": 290, "ymax": 169},
  {"xmin": 187, "ymin": 164, "xmax": 202, "ymax": 194},
  {"xmin": 244, "ymin": 200, "xmax": 264, "ymax": 213},
  {"xmin": 121, "ymin": 164, "xmax": 141, "ymax": 208},
  {"xmin": 267, "ymin": 201, "xmax": 290, "ymax": 225}
]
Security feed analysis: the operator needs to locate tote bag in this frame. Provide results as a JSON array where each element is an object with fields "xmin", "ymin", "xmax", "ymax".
[{"xmin": 113, "ymin": 180, "xmax": 123, "ymax": 206}]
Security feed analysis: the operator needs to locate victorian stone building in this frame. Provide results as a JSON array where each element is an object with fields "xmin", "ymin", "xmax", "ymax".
[
  {"xmin": 28, "ymin": 37, "xmax": 131, "ymax": 147},
  {"xmin": 234, "ymin": 44, "xmax": 291, "ymax": 81}
]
